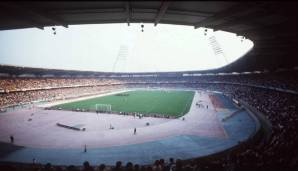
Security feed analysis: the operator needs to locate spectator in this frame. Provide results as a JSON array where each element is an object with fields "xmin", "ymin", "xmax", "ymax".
[{"xmin": 83, "ymin": 161, "xmax": 94, "ymax": 171}]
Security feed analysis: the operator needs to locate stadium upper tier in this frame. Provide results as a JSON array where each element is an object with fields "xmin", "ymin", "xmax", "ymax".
[{"xmin": 0, "ymin": 1, "xmax": 298, "ymax": 72}]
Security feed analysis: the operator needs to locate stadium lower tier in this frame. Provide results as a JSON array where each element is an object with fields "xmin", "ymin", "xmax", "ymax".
[{"xmin": 0, "ymin": 82, "xmax": 297, "ymax": 170}]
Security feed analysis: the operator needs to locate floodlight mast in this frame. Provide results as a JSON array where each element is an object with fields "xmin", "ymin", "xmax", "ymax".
[
  {"xmin": 208, "ymin": 35, "xmax": 228, "ymax": 66},
  {"xmin": 112, "ymin": 45, "xmax": 129, "ymax": 72}
]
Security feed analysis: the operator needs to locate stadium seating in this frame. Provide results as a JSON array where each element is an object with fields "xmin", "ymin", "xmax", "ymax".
[
  {"xmin": 0, "ymin": 69, "xmax": 298, "ymax": 170},
  {"xmin": 1, "ymin": 70, "xmax": 298, "ymax": 108}
]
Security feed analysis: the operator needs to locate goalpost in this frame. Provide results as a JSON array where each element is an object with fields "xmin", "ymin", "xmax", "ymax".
[{"xmin": 95, "ymin": 104, "xmax": 112, "ymax": 112}]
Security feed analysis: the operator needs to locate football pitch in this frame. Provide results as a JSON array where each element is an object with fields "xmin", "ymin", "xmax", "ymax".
[{"xmin": 53, "ymin": 90, "xmax": 195, "ymax": 117}]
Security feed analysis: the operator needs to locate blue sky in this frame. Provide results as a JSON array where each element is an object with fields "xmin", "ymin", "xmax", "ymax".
[{"xmin": 0, "ymin": 23, "xmax": 253, "ymax": 72}]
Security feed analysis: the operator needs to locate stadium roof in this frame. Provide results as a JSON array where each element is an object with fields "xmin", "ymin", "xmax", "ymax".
[{"xmin": 0, "ymin": 1, "xmax": 298, "ymax": 75}]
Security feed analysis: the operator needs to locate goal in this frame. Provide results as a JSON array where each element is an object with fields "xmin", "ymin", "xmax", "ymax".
[{"xmin": 95, "ymin": 104, "xmax": 112, "ymax": 112}]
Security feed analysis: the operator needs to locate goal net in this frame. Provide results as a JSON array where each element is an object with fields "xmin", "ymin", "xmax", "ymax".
[{"xmin": 95, "ymin": 104, "xmax": 112, "ymax": 112}]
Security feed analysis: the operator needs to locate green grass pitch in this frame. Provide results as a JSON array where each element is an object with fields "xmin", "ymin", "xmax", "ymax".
[{"xmin": 53, "ymin": 90, "xmax": 195, "ymax": 117}]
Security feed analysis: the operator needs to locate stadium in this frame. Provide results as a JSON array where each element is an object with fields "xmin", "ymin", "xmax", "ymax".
[{"xmin": 0, "ymin": 1, "xmax": 298, "ymax": 171}]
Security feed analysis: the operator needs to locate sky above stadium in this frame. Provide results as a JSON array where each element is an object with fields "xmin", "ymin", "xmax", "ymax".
[{"xmin": 0, "ymin": 23, "xmax": 253, "ymax": 73}]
